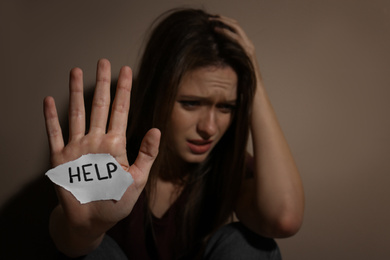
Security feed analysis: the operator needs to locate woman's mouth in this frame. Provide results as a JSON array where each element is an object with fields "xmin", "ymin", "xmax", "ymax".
[{"xmin": 187, "ymin": 140, "xmax": 213, "ymax": 154}]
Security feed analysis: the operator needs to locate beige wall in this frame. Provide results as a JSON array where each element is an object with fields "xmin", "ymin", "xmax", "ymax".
[{"xmin": 1, "ymin": 0, "xmax": 389, "ymax": 258}]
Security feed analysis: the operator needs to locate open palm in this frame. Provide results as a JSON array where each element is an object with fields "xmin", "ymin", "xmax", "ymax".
[{"xmin": 44, "ymin": 59, "xmax": 160, "ymax": 241}]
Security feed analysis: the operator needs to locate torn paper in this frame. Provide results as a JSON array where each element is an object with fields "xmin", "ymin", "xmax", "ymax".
[{"xmin": 45, "ymin": 153, "xmax": 133, "ymax": 204}]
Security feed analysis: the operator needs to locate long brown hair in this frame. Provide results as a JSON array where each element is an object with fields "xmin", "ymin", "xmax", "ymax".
[{"xmin": 127, "ymin": 8, "xmax": 256, "ymax": 258}]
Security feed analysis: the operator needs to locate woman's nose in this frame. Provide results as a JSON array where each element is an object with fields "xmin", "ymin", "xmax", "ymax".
[{"xmin": 197, "ymin": 110, "xmax": 217, "ymax": 139}]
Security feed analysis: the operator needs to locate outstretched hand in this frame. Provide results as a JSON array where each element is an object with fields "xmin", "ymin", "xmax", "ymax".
[{"xmin": 43, "ymin": 59, "xmax": 160, "ymax": 249}]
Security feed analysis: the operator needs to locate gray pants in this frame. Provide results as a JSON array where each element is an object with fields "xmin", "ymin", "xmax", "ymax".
[
  {"xmin": 204, "ymin": 222, "xmax": 281, "ymax": 259},
  {"xmin": 58, "ymin": 222, "xmax": 281, "ymax": 260}
]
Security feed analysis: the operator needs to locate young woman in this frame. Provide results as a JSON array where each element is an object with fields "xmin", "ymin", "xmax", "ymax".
[{"xmin": 44, "ymin": 8, "xmax": 304, "ymax": 260}]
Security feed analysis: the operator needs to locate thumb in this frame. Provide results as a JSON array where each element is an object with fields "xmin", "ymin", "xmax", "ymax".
[{"xmin": 130, "ymin": 128, "xmax": 161, "ymax": 184}]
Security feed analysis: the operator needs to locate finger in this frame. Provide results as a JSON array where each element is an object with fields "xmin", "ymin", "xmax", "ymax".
[
  {"xmin": 68, "ymin": 67, "xmax": 86, "ymax": 141},
  {"xmin": 89, "ymin": 59, "xmax": 111, "ymax": 134},
  {"xmin": 211, "ymin": 15, "xmax": 260, "ymax": 77},
  {"xmin": 130, "ymin": 128, "xmax": 161, "ymax": 185},
  {"xmin": 43, "ymin": 96, "xmax": 65, "ymax": 155},
  {"xmin": 211, "ymin": 15, "xmax": 240, "ymax": 32},
  {"xmin": 210, "ymin": 15, "xmax": 249, "ymax": 39},
  {"xmin": 108, "ymin": 66, "xmax": 132, "ymax": 135},
  {"xmin": 215, "ymin": 26, "xmax": 240, "ymax": 41},
  {"xmin": 211, "ymin": 17, "xmax": 255, "ymax": 56}
]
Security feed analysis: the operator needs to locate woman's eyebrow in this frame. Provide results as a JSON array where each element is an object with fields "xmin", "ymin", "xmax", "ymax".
[
  {"xmin": 177, "ymin": 95, "xmax": 236, "ymax": 103},
  {"xmin": 223, "ymin": 100, "xmax": 237, "ymax": 105}
]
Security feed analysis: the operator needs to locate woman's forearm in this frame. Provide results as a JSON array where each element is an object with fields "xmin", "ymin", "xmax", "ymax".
[{"xmin": 250, "ymin": 77, "xmax": 305, "ymax": 236}]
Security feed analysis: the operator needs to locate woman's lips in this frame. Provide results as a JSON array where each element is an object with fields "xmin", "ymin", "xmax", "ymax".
[{"xmin": 187, "ymin": 140, "xmax": 213, "ymax": 154}]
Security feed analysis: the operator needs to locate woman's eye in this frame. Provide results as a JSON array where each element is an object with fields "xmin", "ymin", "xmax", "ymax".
[
  {"xmin": 217, "ymin": 104, "xmax": 236, "ymax": 113},
  {"xmin": 179, "ymin": 100, "xmax": 200, "ymax": 109}
]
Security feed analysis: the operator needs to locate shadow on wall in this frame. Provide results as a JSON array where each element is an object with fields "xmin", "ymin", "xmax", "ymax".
[{"xmin": 0, "ymin": 175, "xmax": 58, "ymax": 259}]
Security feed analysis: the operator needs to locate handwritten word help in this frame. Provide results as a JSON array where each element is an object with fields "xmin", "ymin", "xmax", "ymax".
[
  {"xmin": 46, "ymin": 154, "xmax": 133, "ymax": 204},
  {"xmin": 68, "ymin": 162, "xmax": 117, "ymax": 183}
]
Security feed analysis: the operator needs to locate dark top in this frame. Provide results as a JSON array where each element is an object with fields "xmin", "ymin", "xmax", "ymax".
[
  {"xmin": 108, "ymin": 190, "xmax": 186, "ymax": 260},
  {"xmin": 108, "ymin": 155, "xmax": 254, "ymax": 259}
]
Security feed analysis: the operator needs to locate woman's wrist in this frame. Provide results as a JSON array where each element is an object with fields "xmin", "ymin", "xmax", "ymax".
[{"xmin": 49, "ymin": 205, "xmax": 105, "ymax": 257}]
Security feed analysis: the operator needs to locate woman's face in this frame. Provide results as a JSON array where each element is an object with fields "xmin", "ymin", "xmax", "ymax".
[{"xmin": 167, "ymin": 66, "xmax": 238, "ymax": 163}]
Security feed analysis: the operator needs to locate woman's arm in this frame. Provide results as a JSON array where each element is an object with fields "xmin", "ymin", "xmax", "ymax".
[
  {"xmin": 212, "ymin": 16, "xmax": 304, "ymax": 238},
  {"xmin": 44, "ymin": 59, "xmax": 160, "ymax": 256}
]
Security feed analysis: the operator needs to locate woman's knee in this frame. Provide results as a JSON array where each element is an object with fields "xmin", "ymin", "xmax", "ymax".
[
  {"xmin": 204, "ymin": 222, "xmax": 282, "ymax": 260},
  {"xmin": 56, "ymin": 235, "xmax": 128, "ymax": 260}
]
